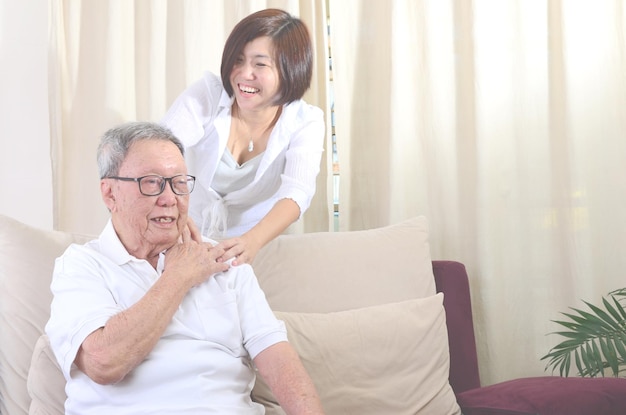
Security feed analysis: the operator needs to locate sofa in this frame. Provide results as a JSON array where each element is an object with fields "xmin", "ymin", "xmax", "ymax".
[{"xmin": 1, "ymin": 214, "xmax": 626, "ymax": 415}]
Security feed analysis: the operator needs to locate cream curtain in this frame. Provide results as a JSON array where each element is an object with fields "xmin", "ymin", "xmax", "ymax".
[
  {"xmin": 330, "ymin": 0, "xmax": 626, "ymax": 385},
  {"xmin": 49, "ymin": 0, "xmax": 331, "ymax": 236}
]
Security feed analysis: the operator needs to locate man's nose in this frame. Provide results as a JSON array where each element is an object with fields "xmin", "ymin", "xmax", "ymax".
[{"xmin": 156, "ymin": 183, "xmax": 177, "ymax": 206}]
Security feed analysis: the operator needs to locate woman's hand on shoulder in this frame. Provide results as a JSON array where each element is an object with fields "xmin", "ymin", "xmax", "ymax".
[{"xmin": 217, "ymin": 233, "xmax": 261, "ymax": 266}]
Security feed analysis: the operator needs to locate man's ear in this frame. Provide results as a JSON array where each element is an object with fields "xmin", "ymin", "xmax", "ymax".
[{"xmin": 101, "ymin": 179, "xmax": 115, "ymax": 212}]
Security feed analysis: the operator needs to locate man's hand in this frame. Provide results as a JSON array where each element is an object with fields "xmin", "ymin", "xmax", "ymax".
[
  {"xmin": 166, "ymin": 226, "xmax": 230, "ymax": 287},
  {"xmin": 185, "ymin": 216, "xmax": 203, "ymax": 243}
]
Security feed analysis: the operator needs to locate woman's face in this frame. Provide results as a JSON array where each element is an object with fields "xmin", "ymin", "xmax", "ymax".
[{"xmin": 230, "ymin": 36, "xmax": 281, "ymax": 111}]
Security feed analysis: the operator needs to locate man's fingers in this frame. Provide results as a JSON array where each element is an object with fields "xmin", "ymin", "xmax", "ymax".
[
  {"xmin": 181, "ymin": 225, "xmax": 192, "ymax": 243},
  {"xmin": 187, "ymin": 219, "xmax": 202, "ymax": 243}
]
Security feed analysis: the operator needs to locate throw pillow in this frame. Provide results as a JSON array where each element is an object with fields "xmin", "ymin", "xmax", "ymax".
[
  {"xmin": 252, "ymin": 293, "xmax": 461, "ymax": 415},
  {"xmin": 27, "ymin": 334, "xmax": 66, "ymax": 414},
  {"xmin": 252, "ymin": 216, "xmax": 437, "ymax": 313}
]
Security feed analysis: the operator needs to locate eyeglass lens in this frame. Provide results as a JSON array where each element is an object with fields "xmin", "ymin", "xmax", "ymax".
[{"xmin": 139, "ymin": 175, "xmax": 194, "ymax": 195}]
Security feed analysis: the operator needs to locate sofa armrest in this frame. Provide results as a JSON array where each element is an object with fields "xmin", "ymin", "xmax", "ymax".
[
  {"xmin": 433, "ymin": 260, "xmax": 626, "ymax": 415},
  {"xmin": 432, "ymin": 260, "xmax": 481, "ymax": 394}
]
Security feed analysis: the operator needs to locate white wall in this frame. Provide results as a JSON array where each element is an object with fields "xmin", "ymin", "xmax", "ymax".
[{"xmin": 0, "ymin": 1, "xmax": 52, "ymax": 229}]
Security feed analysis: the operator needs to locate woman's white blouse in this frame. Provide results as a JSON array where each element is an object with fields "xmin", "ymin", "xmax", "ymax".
[{"xmin": 161, "ymin": 71, "xmax": 325, "ymax": 239}]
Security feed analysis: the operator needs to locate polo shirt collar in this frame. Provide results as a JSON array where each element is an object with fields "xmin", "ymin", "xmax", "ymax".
[{"xmin": 98, "ymin": 220, "xmax": 166, "ymax": 272}]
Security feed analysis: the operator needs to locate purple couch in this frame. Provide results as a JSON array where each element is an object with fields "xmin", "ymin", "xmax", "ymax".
[{"xmin": 432, "ymin": 260, "xmax": 626, "ymax": 415}]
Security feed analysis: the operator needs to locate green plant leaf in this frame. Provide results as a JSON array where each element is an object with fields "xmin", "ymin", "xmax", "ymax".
[
  {"xmin": 609, "ymin": 288, "xmax": 626, "ymax": 299},
  {"xmin": 593, "ymin": 340, "xmax": 605, "ymax": 376},
  {"xmin": 599, "ymin": 337, "xmax": 618, "ymax": 376},
  {"xmin": 581, "ymin": 343, "xmax": 598, "ymax": 377},
  {"xmin": 562, "ymin": 309, "xmax": 611, "ymax": 335},
  {"xmin": 578, "ymin": 342, "xmax": 592, "ymax": 376},
  {"xmin": 574, "ymin": 349, "xmax": 584, "ymax": 377},
  {"xmin": 542, "ymin": 292, "xmax": 626, "ymax": 378},
  {"xmin": 585, "ymin": 300, "xmax": 622, "ymax": 330},
  {"xmin": 575, "ymin": 308, "xmax": 615, "ymax": 333},
  {"xmin": 603, "ymin": 296, "xmax": 625, "ymax": 323},
  {"xmin": 613, "ymin": 334, "xmax": 626, "ymax": 361},
  {"xmin": 607, "ymin": 338, "xmax": 620, "ymax": 376},
  {"xmin": 551, "ymin": 320, "xmax": 581, "ymax": 332},
  {"xmin": 611, "ymin": 296, "xmax": 626, "ymax": 321}
]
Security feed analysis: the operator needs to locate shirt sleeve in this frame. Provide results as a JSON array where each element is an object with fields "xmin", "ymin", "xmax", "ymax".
[
  {"xmin": 274, "ymin": 103, "xmax": 326, "ymax": 217},
  {"xmin": 45, "ymin": 244, "xmax": 123, "ymax": 379},
  {"xmin": 160, "ymin": 71, "xmax": 224, "ymax": 147},
  {"xmin": 233, "ymin": 264, "xmax": 287, "ymax": 359}
]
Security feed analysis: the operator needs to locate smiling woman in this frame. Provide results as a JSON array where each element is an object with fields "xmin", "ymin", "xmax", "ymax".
[{"xmin": 161, "ymin": 8, "xmax": 326, "ymax": 267}]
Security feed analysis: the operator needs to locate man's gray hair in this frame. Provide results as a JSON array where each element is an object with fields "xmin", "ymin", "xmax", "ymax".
[{"xmin": 97, "ymin": 122, "xmax": 185, "ymax": 179}]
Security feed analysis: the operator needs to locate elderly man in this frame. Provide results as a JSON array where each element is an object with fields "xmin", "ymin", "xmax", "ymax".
[{"xmin": 45, "ymin": 122, "xmax": 324, "ymax": 414}]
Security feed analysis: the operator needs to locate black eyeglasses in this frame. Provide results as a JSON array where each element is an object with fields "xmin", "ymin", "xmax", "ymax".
[{"xmin": 105, "ymin": 174, "xmax": 196, "ymax": 196}]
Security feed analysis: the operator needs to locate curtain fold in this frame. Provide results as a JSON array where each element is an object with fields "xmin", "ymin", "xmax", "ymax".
[
  {"xmin": 329, "ymin": 0, "xmax": 626, "ymax": 385},
  {"xmin": 49, "ymin": 0, "xmax": 330, "ymax": 235}
]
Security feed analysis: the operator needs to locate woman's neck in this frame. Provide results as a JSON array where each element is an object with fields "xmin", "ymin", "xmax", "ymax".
[
  {"xmin": 229, "ymin": 102, "xmax": 282, "ymax": 163},
  {"xmin": 233, "ymin": 102, "xmax": 281, "ymax": 130}
]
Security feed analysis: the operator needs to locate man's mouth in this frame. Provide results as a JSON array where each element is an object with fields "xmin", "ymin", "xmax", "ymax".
[{"xmin": 153, "ymin": 217, "xmax": 175, "ymax": 223}]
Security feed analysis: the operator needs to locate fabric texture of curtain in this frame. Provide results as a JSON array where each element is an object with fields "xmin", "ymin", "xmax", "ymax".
[
  {"xmin": 329, "ymin": 0, "xmax": 626, "ymax": 385},
  {"xmin": 49, "ymin": 0, "xmax": 331, "ymax": 235}
]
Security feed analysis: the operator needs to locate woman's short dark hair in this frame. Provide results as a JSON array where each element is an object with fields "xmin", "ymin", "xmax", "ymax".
[{"xmin": 220, "ymin": 8, "xmax": 313, "ymax": 106}]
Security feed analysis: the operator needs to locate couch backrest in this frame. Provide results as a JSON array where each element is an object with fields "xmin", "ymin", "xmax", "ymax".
[
  {"xmin": 252, "ymin": 216, "xmax": 437, "ymax": 312},
  {"xmin": 0, "ymin": 214, "xmax": 91, "ymax": 415}
]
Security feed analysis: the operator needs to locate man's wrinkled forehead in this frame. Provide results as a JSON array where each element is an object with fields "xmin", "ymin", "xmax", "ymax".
[{"xmin": 120, "ymin": 139, "xmax": 186, "ymax": 175}]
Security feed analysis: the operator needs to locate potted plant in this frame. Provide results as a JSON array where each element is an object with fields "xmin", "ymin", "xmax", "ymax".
[{"xmin": 541, "ymin": 288, "xmax": 626, "ymax": 378}]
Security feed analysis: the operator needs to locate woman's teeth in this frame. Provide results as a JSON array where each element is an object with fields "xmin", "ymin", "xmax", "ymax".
[{"xmin": 240, "ymin": 85, "xmax": 259, "ymax": 94}]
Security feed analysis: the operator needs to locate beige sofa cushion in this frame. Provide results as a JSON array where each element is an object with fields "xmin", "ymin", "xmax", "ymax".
[
  {"xmin": 253, "ymin": 294, "xmax": 461, "ymax": 415},
  {"xmin": 252, "ymin": 216, "xmax": 436, "ymax": 313},
  {"xmin": 27, "ymin": 335, "xmax": 65, "ymax": 415},
  {"xmin": 0, "ymin": 214, "xmax": 91, "ymax": 415}
]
